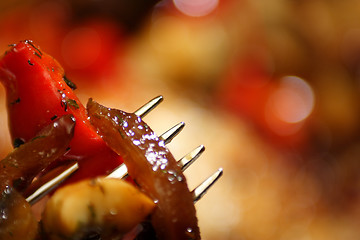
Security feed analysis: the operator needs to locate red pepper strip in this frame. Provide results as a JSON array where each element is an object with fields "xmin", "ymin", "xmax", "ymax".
[
  {"xmin": 0, "ymin": 40, "xmax": 123, "ymax": 182},
  {"xmin": 87, "ymin": 99, "xmax": 200, "ymax": 240},
  {"xmin": 0, "ymin": 114, "xmax": 75, "ymax": 193}
]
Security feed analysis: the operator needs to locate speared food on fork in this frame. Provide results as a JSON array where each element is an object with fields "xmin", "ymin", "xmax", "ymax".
[{"xmin": 0, "ymin": 40, "xmax": 223, "ymax": 239}]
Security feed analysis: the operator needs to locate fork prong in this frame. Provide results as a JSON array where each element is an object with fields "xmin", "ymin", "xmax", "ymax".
[
  {"xmin": 26, "ymin": 161, "xmax": 79, "ymax": 205},
  {"xmin": 160, "ymin": 122, "xmax": 185, "ymax": 145},
  {"xmin": 192, "ymin": 168, "xmax": 223, "ymax": 203},
  {"xmin": 178, "ymin": 145, "xmax": 205, "ymax": 171},
  {"xmin": 106, "ymin": 145, "xmax": 205, "ymax": 180},
  {"xmin": 134, "ymin": 95, "xmax": 163, "ymax": 118},
  {"xmin": 106, "ymin": 163, "xmax": 128, "ymax": 179}
]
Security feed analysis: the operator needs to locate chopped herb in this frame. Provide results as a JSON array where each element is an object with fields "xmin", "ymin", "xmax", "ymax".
[
  {"xmin": 25, "ymin": 40, "xmax": 42, "ymax": 57},
  {"xmin": 50, "ymin": 115, "xmax": 58, "ymax": 121},
  {"xmin": 28, "ymin": 59, "xmax": 34, "ymax": 66},
  {"xmin": 13, "ymin": 138, "xmax": 25, "ymax": 148},
  {"xmin": 63, "ymin": 75, "xmax": 77, "ymax": 90},
  {"xmin": 10, "ymin": 97, "xmax": 20, "ymax": 105},
  {"xmin": 30, "ymin": 135, "xmax": 46, "ymax": 142},
  {"xmin": 8, "ymin": 44, "xmax": 16, "ymax": 47},
  {"xmin": 115, "ymin": 114, "xmax": 124, "ymax": 126},
  {"xmin": 88, "ymin": 204, "xmax": 96, "ymax": 221},
  {"xmin": 34, "ymin": 51, "xmax": 42, "ymax": 58},
  {"xmin": 118, "ymin": 128, "xmax": 126, "ymax": 139},
  {"xmin": 67, "ymin": 99, "xmax": 79, "ymax": 110}
]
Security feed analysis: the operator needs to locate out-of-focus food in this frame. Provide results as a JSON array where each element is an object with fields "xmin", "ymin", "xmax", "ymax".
[{"xmin": 42, "ymin": 177, "xmax": 155, "ymax": 240}]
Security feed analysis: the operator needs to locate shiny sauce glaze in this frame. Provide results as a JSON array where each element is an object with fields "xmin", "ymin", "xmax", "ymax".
[{"xmin": 87, "ymin": 99, "xmax": 200, "ymax": 240}]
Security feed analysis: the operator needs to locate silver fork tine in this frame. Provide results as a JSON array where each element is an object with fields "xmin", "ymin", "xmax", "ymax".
[
  {"xmin": 106, "ymin": 145, "xmax": 203, "ymax": 179},
  {"xmin": 27, "ymin": 96, "xmax": 222, "ymax": 206},
  {"xmin": 134, "ymin": 96, "xmax": 163, "ymax": 118},
  {"xmin": 178, "ymin": 145, "xmax": 205, "ymax": 171},
  {"xmin": 160, "ymin": 122, "xmax": 185, "ymax": 144},
  {"xmin": 192, "ymin": 168, "xmax": 223, "ymax": 203},
  {"xmin": 26, "ymin": 161, "xmax": 79, "ymax": 205},
  {"xmin": 107, "ymin": 122, "xmax": 186, "ymax": 179}
]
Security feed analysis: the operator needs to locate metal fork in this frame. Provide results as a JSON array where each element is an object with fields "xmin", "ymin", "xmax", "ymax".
[{"xmin": 26, "ymin": 96, "xmax": 223, "ymax": 205}]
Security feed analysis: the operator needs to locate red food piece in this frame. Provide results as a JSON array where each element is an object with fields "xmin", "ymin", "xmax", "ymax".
[
  {"xmin": 87, "ymin": 99, "xmax": 200, "ymax": 240},
  {"xmin": 0, "ymin": 40, "xmax": 122, "ymax": 182}
]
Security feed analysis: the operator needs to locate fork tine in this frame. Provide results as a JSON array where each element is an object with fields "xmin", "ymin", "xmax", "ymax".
[
  {"xmin": 26, "ymin": 161, "xmax": 79, "ymax": 205},
  {"xmin": 106, "ymin": 145, "xmax": 204, "ymax": 180},
  {"xmin": 160, "ymin": 122, "xmax": 185, "ymax": 144},
  {"xmin": 134, "ymin": 96, "xmax": 163, "ymax": 118},
  {"xmin": 106, "ymin": 163, "xmax": 128, "ymax": 179},
  {"xmin": 178, "ymin": 145, "xmax": 205, "ymax": 171},
  {"xmin": 192, "ymin": 168, "xmax": 223, "ymax": 203}
]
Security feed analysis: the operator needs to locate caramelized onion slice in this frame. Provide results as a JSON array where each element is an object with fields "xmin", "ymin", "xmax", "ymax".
[
  {"xmin": 0, "ymin": 115, "xmax": 75, "ymax": 240},
  {"xmin": 87, "ymin": 99, "xmax": 200, "ymax": 240},
  {"xmin": 0, "ymin": 114, "xmax": 76, "ymax": 193}
]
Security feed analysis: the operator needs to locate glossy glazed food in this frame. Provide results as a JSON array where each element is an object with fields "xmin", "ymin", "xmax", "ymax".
[{"xmin": 0, "ymin": 40, "xmax": 200, "ymax": 239}]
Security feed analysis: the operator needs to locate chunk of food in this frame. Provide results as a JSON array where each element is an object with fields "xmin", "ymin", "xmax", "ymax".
[
  {"xmin": 0, "ymin": 40, "xmax": 123, "ymax": 183},
  {"xmin": 87, "ymin": 99, "xmax": 200, "ymax": 240},
  {"xmin": 0, "ymin": 114, "xmax": 75, "ymax": 193},
  {"xmin": 0, "ymin": 187, "xmax": 38, "ymax": 240},
  {"xmin": 0, "ymin": 115, "xmax": 75, "ymax": 240},
  {"xmin": 42, "ymin": 177, "xmax": 155, "ymax": 240},
  {"xmin": 0, "ymin": 40, "xmax": 203, "ymax": 239}
]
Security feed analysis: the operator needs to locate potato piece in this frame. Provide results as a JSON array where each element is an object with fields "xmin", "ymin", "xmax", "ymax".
[{"xmin": 42, "ymin": 178, "xmax": 155, "ymax": 239}]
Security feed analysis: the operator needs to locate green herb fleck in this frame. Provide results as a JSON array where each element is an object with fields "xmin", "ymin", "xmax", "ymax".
[
  {"xmin": 118, "ymin": 129, "xmax": 126, "ymax": 139},
  {"xmin": 25, "ymin": 40, "xmax": 42, "ymax": 57},
  {"xmin": 28, "ymin": 59, "xmax": 34, "ymax": 66},
  {"xmin": 88, "ymin": 204, "xmax": 96, "ymax": 221},
  {"xmin": 50, "ymin": 115, "xmax": 58, "ymax": 121},
  {"xmin": 67, "ymin": 99, "xmax": 79, "ymax": 110},
  {"xmin": 63, "ymin": 75, "xmax": 77, "ymax": 90},
  {"xmin": 31, "ymin": 135, "xmax": 46, "ymax": 142},
  {"xmin": 34, "ymin": 51, "xmax": 41, "ymax": 58}
]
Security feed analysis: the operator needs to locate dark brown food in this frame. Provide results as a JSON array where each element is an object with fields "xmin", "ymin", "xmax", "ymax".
[
  {"xmin": 0, "ymin": 187, "xmax": 38, "ymax": 240},
  {"xmin": 0, "ymin": 114, "xmax": 76, "ymax": 193},
  {"xmin": 87, "ymin": 99, "xmax": 200, "ymax": 240},
  {"xmin": 0, "ymin": 115, "xmax": 75, "ymax": 240}
]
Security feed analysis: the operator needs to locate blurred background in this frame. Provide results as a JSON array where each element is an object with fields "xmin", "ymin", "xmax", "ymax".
[{"xmin": 1, "ymin": 0, "xmax": 360, "ymax": 239}]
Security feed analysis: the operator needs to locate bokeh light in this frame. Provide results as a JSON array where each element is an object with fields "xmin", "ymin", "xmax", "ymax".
[
  {"xmin": 265, "ymin": 76, "xmax": 315, "ymax": 136},
  {"xmin": 173, "ymin": 0, "xmax": 219, "ymax": 17}
]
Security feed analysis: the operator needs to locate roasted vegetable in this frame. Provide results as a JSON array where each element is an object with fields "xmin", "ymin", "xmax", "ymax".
[
  {"xmin": 0, "ymin": 40, "xmax": 123, "ymax": 182},
  {"xmin": 87, "ymin": 99, "xmax": 200, "ymax": 240},
  {"xmin": 0, "ymin": 115, "xmax": 75, "ymax": 240}
]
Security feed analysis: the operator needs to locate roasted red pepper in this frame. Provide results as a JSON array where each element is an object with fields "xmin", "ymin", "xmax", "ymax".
[{"xmin": 0, "ymin": 40, "xmax": 123, "ymax": 182}]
